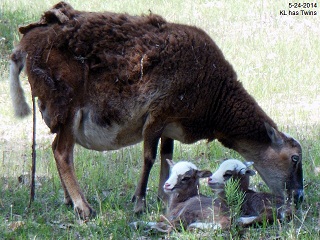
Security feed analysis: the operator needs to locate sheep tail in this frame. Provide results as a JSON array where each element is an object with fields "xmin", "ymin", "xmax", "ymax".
[{"xmin": 9, "ymin": 48, "xmax": 31, "ymax": 117}]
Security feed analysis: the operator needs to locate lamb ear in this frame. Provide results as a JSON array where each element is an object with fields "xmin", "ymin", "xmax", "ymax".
[
  {"xmin": 244, "ymin": 161, "xmax": 254, "ymax": 168},
  {"xmin": 264, "ymin": 122, "xmax": 283, "ymax": 146},
  {"xmin": 166, "ymin": 159, "xmax": 175, "ymax": 167},
  {"xmin": 245, "ymin": 169, "xmax": 256, "ymax": 176},
  {"xmin": 197, "ymin": 170, "xmax": 212, "ymax": 178},
  {"xmin": 239, "ymin": 168, "xmax": 246, "ymax": 175}
]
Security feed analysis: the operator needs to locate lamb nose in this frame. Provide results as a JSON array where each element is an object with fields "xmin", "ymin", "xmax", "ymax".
[{"xmin": 164, "ymin": 183, "xmax": 170, "ymax": 188}]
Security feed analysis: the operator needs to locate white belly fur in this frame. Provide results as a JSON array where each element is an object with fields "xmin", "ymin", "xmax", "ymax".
[
  {"xmin": 73, "ymin": 108, "xmax": 189, "ymax": 151},
  {"xmin": 162, "ymin": 122, "xmax": 187, "ymax": 143},
  {"xmin": 73, "ymin": 108, "xmax": 144, "ymax": 151}
]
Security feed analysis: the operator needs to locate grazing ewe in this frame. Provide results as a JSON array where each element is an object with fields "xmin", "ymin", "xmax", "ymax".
[
  {"xmin": 208, "ymin": 159, "xmax": 293, "ymax": 226},
  {"xmin": 10, "ymin": 1, "xmax": 303, "ymax": 219}
]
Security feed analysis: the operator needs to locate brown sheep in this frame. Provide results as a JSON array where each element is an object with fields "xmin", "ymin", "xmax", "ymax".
[
  {"xmin": 208, "ymin": 159, "xmax": 293, "ymax": 226},
  {"xmin": 10, "ymin": 2, "xmax": 303, "ymax": 219}
]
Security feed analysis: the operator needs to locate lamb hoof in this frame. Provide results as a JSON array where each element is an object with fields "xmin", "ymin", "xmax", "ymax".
[{"xmin": 237, "ymin": 216, "xmax": 258, "ymax": 226}]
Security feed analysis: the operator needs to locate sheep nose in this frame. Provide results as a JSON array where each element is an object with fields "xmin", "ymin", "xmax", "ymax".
[
  {"xmin": 208, "ymin": 177, "xmax": 212, "ymax": 183},
  {"xmin": 294, "ymin": 189, "xmax": 304, "ymax": 207},
  {"xmin": 164, "ymin": 183, "xmax": 170, "ymax": 189}
]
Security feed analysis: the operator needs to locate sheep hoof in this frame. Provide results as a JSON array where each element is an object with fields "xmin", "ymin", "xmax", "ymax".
[
  {"xmin": 64, "ymin": 196, "xmax": 73, "ymax": 206},
  {"xmin": 133, "ymin": 196, "xmax": 146, "ymax": 214},
  {"xmin": 74, "ymin": 205, "xmax": 96, "ymax": 220}
]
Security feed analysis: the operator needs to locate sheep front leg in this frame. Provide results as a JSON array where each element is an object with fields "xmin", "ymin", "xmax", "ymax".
[
  {"xmin": 132, "ymin": 123, "xmax": 162, "ymax": 213},
  {"xmin": 52, "ymin": 128, "xmax": 95, "ymax": 220},
  {"xmin": 158, "ymin": 137, "xmax": 173, "ymax": 204}
]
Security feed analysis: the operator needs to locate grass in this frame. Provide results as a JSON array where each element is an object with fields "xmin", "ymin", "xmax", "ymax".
[{"xmin": 0, "ymin": 0, "xmax": 320, "ymax": 239}]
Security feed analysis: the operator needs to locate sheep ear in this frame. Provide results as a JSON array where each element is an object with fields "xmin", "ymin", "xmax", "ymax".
[
  {"xmin": 166, "ymin": 159, "xmax": 175, "ymax": 167},
  {"xmin": 245, "ymin": 169, "xmax": 256, "ymax": 176},
  {"xmin": 43, "ymin": 9, "xmax": 70, "ymax": 24},
  {"xmin": 265, "ymin": 122, "xmax": 283, "ymax": 146},
  {"xmin": 197, "ymin": 170, "xmax": 212, "ymax": 178}
]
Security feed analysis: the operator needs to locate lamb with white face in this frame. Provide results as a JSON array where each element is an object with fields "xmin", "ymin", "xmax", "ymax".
[
  {"xmin": 163, "ymin": 160, "xmax": 198, "ymax": 193},
  {"xmin": 208, "ymin": 159, "xmax": 254, "ymax": 189}
]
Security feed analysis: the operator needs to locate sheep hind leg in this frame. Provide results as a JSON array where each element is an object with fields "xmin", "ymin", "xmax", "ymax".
[
  {"xmin": 158, "ymin": 137, "xmax": 173, "ymax": 205},
  {"xmin": 56, "ymin": 169, "xmax": 72, "ymax": 206},
  {"xmin": 52, "ymin": 128, "xmax": 96, "ymax": 220}
]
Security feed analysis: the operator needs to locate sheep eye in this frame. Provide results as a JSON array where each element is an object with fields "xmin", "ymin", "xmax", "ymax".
[{"xmin": 291, "ymin": 155, "xmax": 300, "ymax": 163}]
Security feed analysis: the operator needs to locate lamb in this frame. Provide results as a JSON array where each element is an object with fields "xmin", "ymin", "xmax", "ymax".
[
  {"xmin": 162, "ymin": 159, "xmax": 231, "ymax": 230},
  {"xmin": 208, "ymin": 159, "xmax": 293, "ymax": 226},
  {"xmin": 131, "ymin": 159, "xmax": 231, "ymax": 232},
  {"xmin": 10, "ymin": 1, "xmax": 303, "ymax": 219}
]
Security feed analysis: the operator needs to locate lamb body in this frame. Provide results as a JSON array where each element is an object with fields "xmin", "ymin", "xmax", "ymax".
[{"xmin": 209, "ymin": 159, "xmax": 293, "ymax": 226}]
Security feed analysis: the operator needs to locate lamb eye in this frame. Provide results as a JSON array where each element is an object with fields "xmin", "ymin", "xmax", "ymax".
[
  {"xmin": 223, "ymin": 173, "xmax": 232, "ymax": 180},
  {"xmin": 181, "ymin": 176, "xmax": 190, "ymax": 182},
  {"xmin": 291, "ymin": 155, "xmax": 300, "ymax": 163}
]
